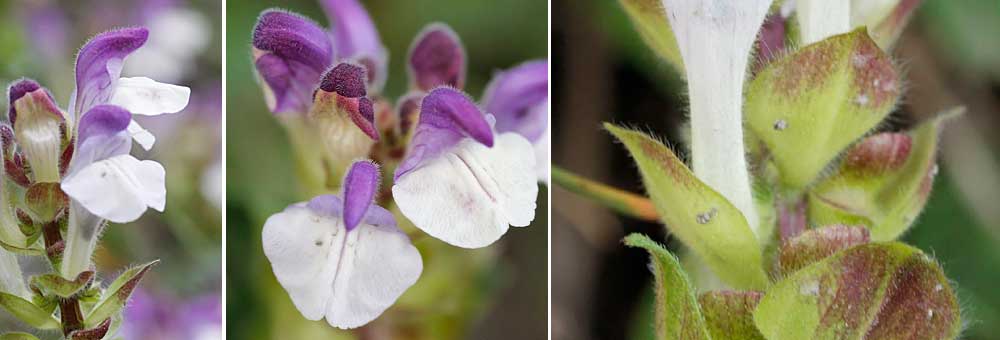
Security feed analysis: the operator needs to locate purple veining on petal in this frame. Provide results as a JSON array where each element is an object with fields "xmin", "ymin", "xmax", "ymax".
[
  {"xmin": 307, "ymin": 194, "xmax": 396, "ymax": 229},
  {"xmin": 482, "ymin": 60, "xmax": 549, "ymax": 142},
  {"xmin": 73, "ymin": 27, "xmax": 149, "ymax": 118},
  {"xmin": 253, "ymin": 10, "xmax": 332, "ymax": 73},
  {"xmin": 319, "ymin": 63, "xmax": 367, "ymax": 98},
  {"xmin": 341, "ymin": 160, "xmax": 379, "ymax": 231},
  {"xmin": 408, "ymin": 24, "xmax": 466, "ymax": 91},
  {"xmin": 394, "ymin": 87, "xmax": 492, "ymax": 180},
  {"xmin": 321, "ymin": 0, "xmax": 387, "ymax": 90},
  {"xmin": 77, "ymin": 105, "xmax": 132, "ymax": 144}
]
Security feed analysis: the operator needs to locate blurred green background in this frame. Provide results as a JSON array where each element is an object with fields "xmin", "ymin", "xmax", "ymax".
[
  {"xmin": 0, "ymin": 0, "xmax": 222, "ymax": 339},
  {"xmin": 552, "ymin": 0, "xmax": 1000, "ymax": 339},
  {"xmin": 226, "ymin": 0, "xmax": 547, "ymax": 339}
]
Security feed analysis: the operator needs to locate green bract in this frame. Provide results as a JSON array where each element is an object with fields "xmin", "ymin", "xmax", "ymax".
[
  {"xmin": 0, "ymin": 292, "xmax": 60, "ymax": 330},
  {"xmin": 624, "ymin": 234, "xmax": 709, "ymax": 340},
  {"xmin": 30, "ymin": 271, "xmax": 94, "ymax": 299},
  {"xmin": 619, "ymin": 0, "xmax": 683, "ymax": 71},
  {"xmin": 754, "ymin": 242, "xmax": 960, "ymax": 340},
  {"xmin": 82, "ymin": 260, "xmax": 157, "ymax": 328},
  {"xmin": 698, "ymin": 291, "xmax": 766, "ymax": 340},
  {"xmin": 809, "ymin": 110, "xmax": 960, "ymax": 241},
  {"xmin": 746, "ymin": 28, "xmax": 899, "ymax": 191},
  {"xmin": 607, "ymin": 124, "xmax": 769, "ymax": 289}
]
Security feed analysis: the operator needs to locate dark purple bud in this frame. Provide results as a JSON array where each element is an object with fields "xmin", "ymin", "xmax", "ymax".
[
  {"xmin": 253, "ymin": 10, "xmax": 333, "ymax": 73},
  {"xmin": 319, "ymin": 63, "xmax": 367, "ymax": 98},
  {"xmin": 408, "ymin": 24, "xmax": 466, "ymax": 91},
  {"xmin": 341, "ymin": 160, "xmax": 380, "ymax": 231},
  {"xmin": 1, "ymin": 124, "xmax": 14, "ymax": 159},
  {"xmin": 73, "ymin": 27, "xmax": 148, "ymax": 116},
  {"xmin": 8, "ymin": 78, "xmax": 42, "ymax": 124},
  {"xmin": 396, "ymin": 92, "xmax": 423, "ymax": 137}
]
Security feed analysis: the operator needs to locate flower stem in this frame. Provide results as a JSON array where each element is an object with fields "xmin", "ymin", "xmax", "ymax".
[
  {"xmin": 41, "ymin": 218, "xmax": 83, "ymax": 336},
  {"xmin": 551, "ymin": 165, "xmax": 658, "ymax": 221}
]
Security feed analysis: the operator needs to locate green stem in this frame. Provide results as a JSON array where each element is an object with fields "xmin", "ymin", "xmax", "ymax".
[
  {"xmin": 552, "ymin": 165, "xmax": 659, "ymax": 221},
  {"xmin": 41, "ymin": 218, "xmax": 83, "ymax": 336}
]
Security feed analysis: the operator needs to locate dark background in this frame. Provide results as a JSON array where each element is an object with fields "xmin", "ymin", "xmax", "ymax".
[{"xmin": 552, "ymin": 0, "xmax": 1000, "ymax": 339}]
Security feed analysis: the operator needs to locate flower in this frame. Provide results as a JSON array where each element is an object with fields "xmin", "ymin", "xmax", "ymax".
[
  {"xmin": 482, "ymin": 60, "xmax": 549, "ymax": 182},
  {"xmin": 407, "ymin": 24, "xmax": 465, "ymax": 92},
  {"xmin": 392, "ymin": 87, "xmax": 538, "ymax": 249},
  {"xmin": 262, "ymin": 160, "xmax": 422, "ymax": 329}
]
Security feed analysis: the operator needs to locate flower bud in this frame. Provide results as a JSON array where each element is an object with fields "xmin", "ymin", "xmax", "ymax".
[
  {"xmin": 9, "ymin": 79, "xmax": 66, "ymax": 183},
  {"xmin": 309, "ymin": 63, "xmax": 379, "ymax": 172},
  {"xmin": 408, "ymin": 24, "xmax": 465, "ymax": 92}
]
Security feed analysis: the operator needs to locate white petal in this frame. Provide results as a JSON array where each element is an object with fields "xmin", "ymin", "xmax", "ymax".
[
  {"xmin": 109, "ymin": 77, "xmax": 190, "ymax": 116},
  {"xmin": 393, "ymin": 133, "xmax": 538, "ymax": 248},
  {"xmin": 325, "ymin": 222, "xmax": 422, "ymax": 329},
  {"xmin": 261, "ymin": 204, "xmax": 344, "ymax": 320},
  {"xmin": 60, "ymin": 154, "xmax": 166, "ymax": 223},
  {"xmin": 261, "ymin": 205, "xmax": 422, "ymax": 328},
  {"xmin": 127, "ymin": 119, "xmax": 156, "ymax": 150}
]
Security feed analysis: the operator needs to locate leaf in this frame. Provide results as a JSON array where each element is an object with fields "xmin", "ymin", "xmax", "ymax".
[
  {"xmin": 698, "ymin": 291, "xmax": 766, "ymax": 340},
  {"xmin": 607, "ymin": 124, "xmax": 769, "ymax": 289},
  {"xmin": 0, "ymin": 333, "xmax": 41, "ymax": 340},
  {"xmin": 745, "ymin": 28, "xmax": 900, "ymax": 190},
  {"xmin": 777, "ymin": 225, "xmax": 870, "ymax": 276},
  {"xmin": 809, "ymin": 109, "xmax": 960, "ymax": 241},
  {"xmin": 624, "ymin": 234, "xmax": 709, "ymax": 340},
  {"xmin": 83, "ymin": 260, "xmax": 157, "ymax": 328},
  {"xmin": 0, "ymin": 292, "xmax": 60, "ymax": 330},
  {"xmin": 69, "ymin": 318, "xmax": 111, "ymax": 340},
  {"xmin": 30, "ymin": 271, "xmax": 94, "ymax": 298},
  {"xmin": 754, "ymin": 242, "xmax": 960, "ymax": 340},
  {"xmin": 618, "ymin": 0, "xmax": 683, "ymax": 70}
]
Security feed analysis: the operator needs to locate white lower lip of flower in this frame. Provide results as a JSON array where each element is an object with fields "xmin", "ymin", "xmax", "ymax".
[
  {"xmin": 797, "ymin": 0, "xmax": 851, "ymax": 44},
  {"xmin": 261, "ymin": 205, "xmax": 422, "ymax": 329},
  {"xmin": 392, "ymin": 133, "xmax": 537, "ymax": 248},
  {"xmin": 61, "ymin": 154, "xmax": 166, "ymax": 224},
  {"xmin": 661, "ymin": 0, "xmax": 769, "ymax": 236}
]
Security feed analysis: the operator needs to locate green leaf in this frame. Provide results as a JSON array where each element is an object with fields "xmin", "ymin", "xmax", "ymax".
[
  {"xmin": 745, "ymin": 28, "xmax": 900, "ymax": 190},
  {"xmin": 809, "ymin": 109, "xmax": 960, "ymax": 241},
  {"xmin": 698, "ymin": 291, "xmax": 766, "ymax": 340},
  {"xmin": 777, "ymin": 225, "xmax": 870, "ymax": 276},
  {"xmin": 30, "ymin": 271, "xmax": 94, "ymax": 298},
  {"xmin": 83, "ymin": 260, "xmax": 157, "ymax": 328},
  {"xmin": 618, "ymin": 0, "xmax": 683, "ymax": 71},
  {"xmin": 607, "ymin": 124, "xmax": 769, "ymax": 289},
  {"xmin": 754, "ymin": 242, "xmax": 960, "ymax": 340},
  {"xmin": 0, "ymin": 332, "xmax": 41, "ymax": 340},
  {"xmin": 624, "ymin": 234, "xmax": 709, "ymax": 340},
  {"xmin": 0, "ymin": 292, "xmax": 60, "ymax": 330}
]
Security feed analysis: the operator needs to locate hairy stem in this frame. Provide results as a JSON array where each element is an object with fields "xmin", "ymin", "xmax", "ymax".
[
  {"xmin": 552, "ymin": 165, "xmax": 658, "ymax": 221},
  {"xmin": 41, "ymin": 218, "xmax": 83, "ymax": 336}
]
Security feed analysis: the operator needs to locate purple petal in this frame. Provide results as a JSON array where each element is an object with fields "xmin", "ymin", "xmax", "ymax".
[
  {"xmin": 252, "ymin": 10, "xmax": 333, "ymax": 114},
  {"xmin": 408, "ymin": 24, "xmax": 466, "ymax": 91},
  {"xmin": 394, "ymin": 87, "xmax": 492, "ymax": 180},
  {"xmin": 482, "ymin": 60, "xmax": 549, "ymax": 142},
  {"xmin": 319, "ymin": 63, "xmax": 367, "ymax": 98},
  {"xmin": 253, "ymin": 10, "xmax": 332, "ymax": 73},
  {"xmin": 77, "ymin": 105, "xmax": 132, "ymax": 144},
  {"xmin": 321, "ymin": 0, "xmax": 387, "ymax": 90},
  {"xmin": 8, "ymin": 79, "xmax": 43, "ymax": 124},
  {"xmin": 307, "ymin": 194, "xmax": 396, "ymax": 229},
  {"xmin": 73, "ymin": 27, "xmax": 148, "ymax": 117},
  {"xmin": 341, "ymin": 160, "xmax": 379, "ymax": 231}
]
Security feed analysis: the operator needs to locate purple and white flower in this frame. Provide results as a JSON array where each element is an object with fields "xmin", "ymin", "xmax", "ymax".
[
  {"xmin": 482, "ymin": 60, "xmax": 549, "ymax": 182},
  {"xmin": 262, "ymin": 160, "xmax": 422, "ymax": 329},
  {"xmin": 392, "ymin": 88, "xmax": 537, "ymax": 249}
]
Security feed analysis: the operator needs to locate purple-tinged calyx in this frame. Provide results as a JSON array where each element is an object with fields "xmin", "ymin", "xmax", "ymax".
[
  {"xmin": 72, "ymin": 27, "xmax": 148, "ymax": 118},
  {"xmin": 408, "ymin": 24, "xmax": 466, "ymax": 92},
  {"xmin": 252, "ymin": 10, "xmax": 333, "ymax": 114},
  {"xmin": 9, "ymin": 79, "xmax": 66, "ymax": 183},
  {"xmin": 482, "ymin": 60, "xmax": 549, "ymax": 142},
  {"xmin": 394, "ymin": 87, "xmax": 493, "ymax": 180},
  {"xmin": 320, "ymin": 0, "xmax": 388, "ymax": 92}
]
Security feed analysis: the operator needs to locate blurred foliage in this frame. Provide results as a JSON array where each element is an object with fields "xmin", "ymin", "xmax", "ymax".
[{"xmin": 226, "ymin": 0, "xmax": 546, "ymax": 339}]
